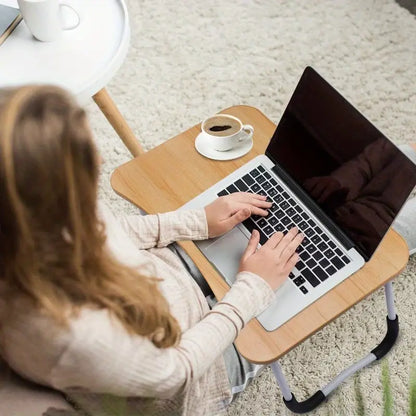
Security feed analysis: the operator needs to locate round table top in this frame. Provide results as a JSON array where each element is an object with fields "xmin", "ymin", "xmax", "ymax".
[{"xmin": 0, "ymin": 0, "xmax": 130, "ymax": 103}]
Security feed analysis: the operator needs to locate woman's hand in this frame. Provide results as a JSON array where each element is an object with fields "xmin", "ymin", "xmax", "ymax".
[
  {"xmin": 239, "ymin": 227, "xmax": 304, "ymax": 291},
  {"xmin": 204, "ymin": 192, "xmax": 272, "ymax": 238}
]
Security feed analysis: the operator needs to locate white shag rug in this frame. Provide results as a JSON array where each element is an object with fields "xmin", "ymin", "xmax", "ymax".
[{"xmin": 85, "ymin": 1, "xmax": 416, "ymax": 414}]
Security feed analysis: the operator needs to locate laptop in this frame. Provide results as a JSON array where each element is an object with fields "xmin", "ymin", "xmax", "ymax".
[{"xmin": 181, "ymin": 67, "xmax": 416, "ymax": 331}]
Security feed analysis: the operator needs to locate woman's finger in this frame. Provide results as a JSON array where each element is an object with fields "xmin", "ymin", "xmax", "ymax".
[
  {"xmin": 280, "ymin": 233, "xmax": 304, "ymax": 262},
  {"xmin": 244, "ymin": 205, "xmax": 269, "ymax": 217},
  {"xmin": 228, "ymin": 201, "xmax": 270, "ymax": 217},
  {"xmin": 241, "ymin": 192, "xmax": 269, "ymax": 201},
  {"xmin": 221, "ymin": 208, "xmax": 251, "ymax": 232},
  {"xmin": 231, "ymin": 192, "xmax": 271, "ymax": 205},
  {"xmin": 273, "ymin": 227, "xmax": 300, "ymax": 255},
  {"xmin": 282, "ymin": 252, "xmax": 300, "ymax": 274},
  {"xmin": 262, "ymin": 231, "xmax": 284, "ymax": 249},
  {"xmin": 241, "ymin": 230, "xmax": 260, "ymax": 262}
]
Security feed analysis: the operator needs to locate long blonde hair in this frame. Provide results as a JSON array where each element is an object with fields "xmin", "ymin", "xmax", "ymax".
[{"xmin": 0, "ymin": 85, "xmax": 180, "ymax": 348}]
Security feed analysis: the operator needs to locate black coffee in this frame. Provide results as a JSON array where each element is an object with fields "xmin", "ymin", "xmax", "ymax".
[
  {"xmin": 203, "ymin": 116, "xmax": 241, "ymax": 137},
  {"xmin": 210, "ymin": 125, "xmax": 233, "ymax": 132}
]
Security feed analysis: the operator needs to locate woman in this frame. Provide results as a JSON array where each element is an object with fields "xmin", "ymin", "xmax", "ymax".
[
  {"xmin": 1, "ymin": 86, "xmax": 416, "ymax": 416},
  {"xmin": 0, "ymin": 85, "xmax": 303, "ymax": 416}
]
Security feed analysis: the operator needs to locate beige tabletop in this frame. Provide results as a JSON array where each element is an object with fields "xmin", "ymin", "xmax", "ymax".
[{"xmin": 111, "ymin": 105, "xmax": 409, "ymax": 364}]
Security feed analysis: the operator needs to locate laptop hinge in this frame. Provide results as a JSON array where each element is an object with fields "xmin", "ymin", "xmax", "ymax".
[{"xmin": 271, "ymin": 163, "xmax": 362, "ymax": 257}]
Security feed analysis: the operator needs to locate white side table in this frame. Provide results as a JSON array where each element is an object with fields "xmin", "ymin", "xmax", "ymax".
[{"xmin": 0, "ymin": 0, "xmax": 143, "ymax": 157}]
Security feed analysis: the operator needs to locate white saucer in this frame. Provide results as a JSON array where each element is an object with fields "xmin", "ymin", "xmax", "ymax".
[{"xmin": 194, "ymin": 132, "xmax": 253, "ymax": 161}]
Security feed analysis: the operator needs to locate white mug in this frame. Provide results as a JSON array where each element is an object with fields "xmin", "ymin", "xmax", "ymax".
[
  {"xmin": 17, "ymin": 0, "xmax": 80, "ymax": 42},
  {"xmin": 201, "ymin": 114, "xmax": 254, "ymax": 152}
]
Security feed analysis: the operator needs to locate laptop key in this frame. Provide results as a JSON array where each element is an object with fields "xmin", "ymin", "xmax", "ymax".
[
  {"xmin": 305, "ymin": 228, "xmax": 314, "ymax": 237},
  {"xmin": 300, "ymin": 251, "xmax": 309, "ymax": 261},
  {"xmin": 263, "ymin": 181, "xmax": 272, "ymax": 191},
  {"xmin": 328, "ymin": 241, "xmax": 336, "ymax": 249},
  {"xmin": 311, "ymin": 235, "xmax": 321, "ymax": 244},
  {"xmin": 259, "ymin": 232, "xmax": 268, "ymax": 245},
  {"xmin": 335, "ymin": 248, "xmax": 343, "ymax": 256},
  {"xmin": 306, "ymin": 258, "xmax": 316, "ymax": 268},
  {"xmin": 326, "ymin": 265, "xmax": 337, "ymax": 275},
  {"xmin": 287, "ymin": 208, "xmax": 296, "ymax": 216},
  {"xmin": 226, "ymin": 184, "xmax": 238, "ymax": 194},
  {"xmin": 270, "ymin": 203, "xmax": 279, "ymax": 213},
  {"xmin": 331, "ymin": 257, "xmax": 344, "ymax": 270},
  {"xmin": 318, "ymin": 242, "xmax": 328, "ymax": 251},
  {"xmin": 251, "ymin": 183, "xmax": 261, "ymax": 193},
  {"xmin": 315, "ymin": 226, "xmax": 323, "ymax": 234},
  {"xmin": 269, "ymin": 216, "xmax": 278, "ymax": 226},
  {"xmin": 295, "ymin": 205, "xmax": 302, "ymax": 213},
  {"xmin": 243, "ymin": 174, "xmax": 255, "ymax": 186},
  {"xmin": 257, "ymin": 175, "xmax": 266, "ymax": 184},
  {"xmin": 313, "ymin": 251, "xmax": 323, "ymax": 260},
  {"xmin": 306, "ymin": 244, "xmax": 317, "ymax": 254},
  {"xmin": 282, "ymin": 191, "xmax": 290, "ymax": 199},
  {"xmin": 342, "ymin": 255, "xmax": 350, "ymax": 264},
  {"xmin": 320, "ymin": 258, "xmax": 330, "ymax": 268},
  {"xmin": 264, "ymin": 172, "xmax": 272, "ymax": 179},
  {"xmin": 293, "ymin": 214, "xmax": 302, "ymax": 223},
  {"xmin": 301, "ymin": 212, "xmax": 309, "ymax": 220},
  {"xmin": 312, "ymin": 266, "xmax": 329, "ymax": 282},
  {"xmin": 322, "ymin": 234, "xmax": 329, "ymax": 242},
  {"xmin": 289, "ymin": 272, "xmax": 295, "ymax": 279},
  {"xmin": 280, "ymin": 201, "xmax": 290, "ymax": 210},
  {"xmin": 235, "ymin": 179, "xmax": 249, "ymax": 192},
  {"xmin": 258, "ymin": 165, "xmax": 265, "ymax": 173},
  {"xmin": 217, "ymin": 189, "xmax": 228, "ymax": 197},
  {"xmin": 308, "ymin": 219, "xmax": 316, "ymax": 227},
  {"xmin": 299, "ymin": 221, "xmax": 308, "ymax": 230},
  {"xmin": 250, "ymin": 168, "xmax": 260, "ymax": 178},
  {"xmin": 282, "ymin": 217, "xmax": 291, "ymax": 225},
  {"xmin": 296, "ymin": 260, "xmax": 306, "ymax": 270},
  {"xmin": 276, "ymin": 224, "xmax": 285, "ymax": 232},
  {"xmin": 264, "ymin": 225, "xmax": 274, "ymax": 235},
  {"xmin": 300, "ymin": 286, "xmax": 308, "ymax": 294},
  {"xmin": 242, "ymin": 218, "xmax": 256, "ymax": 233},
  {"xmin": 269, "ymin": 188, "xmax": 278, "ymax": 198},
  {"xmin": 294, "ymin": 276, "xmax": 306, "ymax": 286},
  {"xmin": 270, "ymin": 178, "xmax": 277, "ymax": 186},
  {"xmin": 324, "ymin": 249, "xmax": 335, "ymax": 258},
  {"xmin": 258, "ymin": 218, "xmax": 267, "ymax": 228},
  {"xmin": 302, "ymin": 269, "xmax": 320, "ymax": 287}
]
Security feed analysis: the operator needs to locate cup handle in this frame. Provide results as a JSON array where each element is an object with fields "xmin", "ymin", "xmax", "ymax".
[
  {"xmin": 60, "ymin": 3, "xmax": 80, "ymax": 30},
  {"xmin": 238, "ymin": 124, "xmax": 254, "ymax": 142}
]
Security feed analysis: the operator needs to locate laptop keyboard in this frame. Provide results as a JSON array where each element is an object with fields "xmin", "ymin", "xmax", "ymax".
[{"xmin": 217, "ymin": 165, "xmax": 351, "ymax": 295}]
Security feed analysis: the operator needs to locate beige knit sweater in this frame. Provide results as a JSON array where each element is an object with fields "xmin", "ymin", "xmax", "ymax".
[{"xmin": 0, "ymin": 203, "xmax": 275, "ymax": 416}]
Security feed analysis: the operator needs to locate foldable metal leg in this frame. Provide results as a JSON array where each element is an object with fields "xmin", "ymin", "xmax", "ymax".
[{"xmin": 270, "ymin": 282, "xmax": 399, "ymax": 414}]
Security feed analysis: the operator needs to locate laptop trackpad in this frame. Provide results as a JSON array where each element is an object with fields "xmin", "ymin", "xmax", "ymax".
[{"xmin": 205, "ymin": 227, "xmax": 249, "ymax": 286}]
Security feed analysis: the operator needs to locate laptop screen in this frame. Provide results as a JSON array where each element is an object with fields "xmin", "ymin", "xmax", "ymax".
[{"xmin": 266, "ymin": 67, "xmax": 416, "ymax": 260}]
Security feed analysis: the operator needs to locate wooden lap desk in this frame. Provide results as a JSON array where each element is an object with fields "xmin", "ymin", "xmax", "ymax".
[{"xmin": 111, "ymin": 105, "xmax": 408, "ymax": 369}]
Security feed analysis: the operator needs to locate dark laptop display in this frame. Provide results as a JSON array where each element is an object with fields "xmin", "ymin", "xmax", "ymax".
[{"xmin": 266, "ymin": 67, "xmax": 416, "ymax": 260}]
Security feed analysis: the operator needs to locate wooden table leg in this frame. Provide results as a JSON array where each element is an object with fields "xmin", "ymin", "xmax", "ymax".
[{"xmin": 93, "ymin": 88, "xmax": 144, "ymax": 157}]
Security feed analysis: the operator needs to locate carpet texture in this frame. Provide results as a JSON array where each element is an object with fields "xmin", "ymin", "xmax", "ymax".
[{"xmin": 85, "ymin": 1, "xmax": 416, "ymax": 414}]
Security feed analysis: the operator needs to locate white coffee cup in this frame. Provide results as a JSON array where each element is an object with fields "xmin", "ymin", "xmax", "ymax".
[
  {"xmin": 201, "ymin": 114, "xmax": 254, "ymax": 152},
  {"xmin": 17, "ymin": 0, "xmax": 80, "ymax": 42}
]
